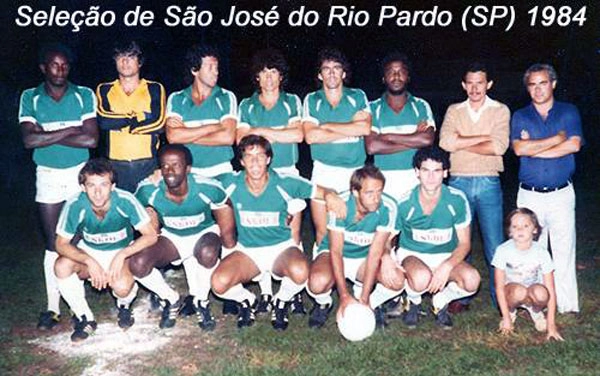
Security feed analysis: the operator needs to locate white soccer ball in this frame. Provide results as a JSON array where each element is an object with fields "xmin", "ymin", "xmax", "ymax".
[{"xmin": 337, "ymin": 303, "xmax": 376, "ymax": 342}]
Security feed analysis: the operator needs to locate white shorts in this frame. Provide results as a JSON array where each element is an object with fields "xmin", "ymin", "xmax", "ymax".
[
  {"xmin": 343, "ymin": 257, "xmax": 366, "ymax": 285},
  {"xmin": 78, "ymin": 241, "xmax": 121, "ymax": 271},
  {"xmin": 36, "ymin": 162, "xmax": 85, "ymax": 204},
  {"xmin": 311, "ymin": 161, "xmax": 357, "ymax": 193},
  {"xmin": 191, "ymin": 162, "xmax": 233, "ymax": 179},
  {"xmin": 236, "ymin": 239, "xmax": 298, "ymax": 281},
  {"xmin": 273, "ymin": 165, "xmax": 300, "ymax": 176},
  {"xmin": 395, "ymin": 247, "xmax": 450, "ymax": 269},
  {"xmin": 381, "ymin": 169, "xmax": 419, "ymax": 200},
  {"xmin": 162, "ymin": 224, "xmax": 220, "ymax": 265}
]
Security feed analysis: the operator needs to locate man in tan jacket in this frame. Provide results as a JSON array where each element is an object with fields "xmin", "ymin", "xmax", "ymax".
[{"xmin": 439, "ymin": 62, "xmax": 510, "ymax": 311}]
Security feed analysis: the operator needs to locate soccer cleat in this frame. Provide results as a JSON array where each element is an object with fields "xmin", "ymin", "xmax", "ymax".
[
  {"xmin": 402, "ymin": 301, "xmax": 420, "ymax": 329},
  {"xmin": 433, "ymin": 305, "xmax": 453, "ymax": 330},
  {"xmin": 386, "ymin": 296, "xmax": 405, "ymax": 318},
  {"xmin": 159, "ymin": 298, "xmax": 182, "ymax": 329},
  {"xmin": 179, "ymin": 295, "xmax": 197, "ymax": 317},
  {"xmin": 255, "ymin": 294, "xmax": 274, "ymax": 315},
  {"xmin": 308, "ymin": 303, "xmax": 331, "ymax": 328},
  {"xmin": 374, "ymin": 306, "xmax": 387, "ymax": 329},
  {"xmin": 149, "ymin": 292, "xmax": 162, "ymax": 312},
  {"xmin": 448, "ymin": 301, "xmax": 470, "ymax": 314},
  {"xmin": 71, "ymin": 315, "xmax": 97, "ymax": 342},
  {"xmin": 37, "ymin": 311, "xmax": 60, "ymax": 330},
  {"xmin": 223, "ymin": 299, "xmax": 240, "ymax": 315},
  {"xmin": 271, "ymin": 299, "xmax": 289, "ymax": 331},
  {"xmin": 290, "ymin": 293, "xmax": 307, "ymax": 315},
  {"xmin": 237, "ymin": 300, "xmax": 255, "ymax": 329},
  {"xmin": 117, "ymin": 305, "xmax": 134, "ymax": 329},
  {"xmin": 196, "ymin": 300, "xmax": 216, "ymax": 331}
]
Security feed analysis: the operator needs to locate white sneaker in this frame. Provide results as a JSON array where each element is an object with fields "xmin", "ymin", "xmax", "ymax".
[{"xmin": 523, "ymin": 305, "xmax": 547, "ymax": 332}]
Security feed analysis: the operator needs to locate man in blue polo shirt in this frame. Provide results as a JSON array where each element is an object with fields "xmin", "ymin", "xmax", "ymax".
[{"xmin": 511, "ymin": 63, "xmax": 583, "ymax": 314}]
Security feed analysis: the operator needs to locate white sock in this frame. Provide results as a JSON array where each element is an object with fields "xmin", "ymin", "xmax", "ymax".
[
  {"xmin": 258, "ymin": 272, "xmax": 273, "ymax": 296},
  {"xmin": 274, "ymin": 277, "xmax": 304, "ymax": 302},
  {"xmin": 44, "ymin": 250, "xmax": 61, "ymax": 314},
  {"xmin": 213, "ymin": 283, "xmax": 255, "ymax": 305},
  {"xmin": 114, "ymin": 283, "xmax": 139, "ymax": 308},
  {"xmin": 183, "ymin": 257, "xmax": 218, "ymax": 302},
  {"xmin": 135, "ymin": 268, "xmax": 179, "ymax": 304},
  {"xmin": 432, "ymin": 282, "xmax": 473, "ymax": 310},
  {"xmin": 405, "ymin": 284, "xmax": 423, "ymax": 305},
  {"xmin": 57, "ymin": 274, "xmax": 94, "ymax": 321},
  {"xmin": 307, "ymin": 289, "xmax": 333, "ymax": 306},
  {"xmin": 353, "ymin": 284, "xmax": 363, "ymax": 300},
  {"xmin": 370, "ymin": 284, "xmax": 403, "ymax": 309}
]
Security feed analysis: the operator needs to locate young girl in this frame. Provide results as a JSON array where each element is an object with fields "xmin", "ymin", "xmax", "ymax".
[{"xmin": 492, "ymin": 208, "xmax": 563, "ymax": 341}]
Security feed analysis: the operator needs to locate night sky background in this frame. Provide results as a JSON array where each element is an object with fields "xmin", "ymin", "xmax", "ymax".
[{"xmin": 1, "ymin": 0, "xmax": 598, "ymax": 199}]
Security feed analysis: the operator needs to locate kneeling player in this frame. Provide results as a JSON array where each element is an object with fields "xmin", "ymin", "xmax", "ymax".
[
  {"xmin": 131, "ymin": 144, "xmax": 235, "ymax": 330},
  {"xmin": 54, "ymin": 159, "xmax": 157, "ymax": 342},
  {"xmin": 308, "ymin": 165, "xmax": 404, "ymax": 328},
  {"xmin": 395, "ymin": 146, "xmax": 480, "ymax": 329},
  {"xmin": 211, "ymin": 135, "xmax": 342, "ymax": 330}
]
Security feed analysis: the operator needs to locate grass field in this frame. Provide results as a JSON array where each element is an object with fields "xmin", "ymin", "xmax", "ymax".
[{"xmin": 1, "ymin": 163, "xmax": 599, "ymax": 376}]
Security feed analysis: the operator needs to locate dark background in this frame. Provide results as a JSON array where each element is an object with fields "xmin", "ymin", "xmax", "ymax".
[{"xmin": 1, "ymin": 0, "xmax": 598, "ymax": 199}]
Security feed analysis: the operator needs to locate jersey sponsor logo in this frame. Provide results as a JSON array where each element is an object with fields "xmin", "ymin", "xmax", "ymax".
[
  {"xmin": 163, "ymin": 213, "xmax": 206, "ymax": 230},
  {"xmin": 331, "ymin": 136, "xmax": 360, "ymax": 144},
  {"xmin": 411, "ymin": 227, "xmax": 452, "ymax": 245},
  {"xmin": 345, "ymin": 231, "xmax": 375, "ymax": 247},
  {"xmin": 83, "ymin": 228, "xmax": 128, "ymax": 244},
  {"xmin": 239, "ymin": 210, "xmax": 279, "ymax": 228},
  {"xmin": 42, "ymin": 120, "xmax": 81, "ymax": 132}
]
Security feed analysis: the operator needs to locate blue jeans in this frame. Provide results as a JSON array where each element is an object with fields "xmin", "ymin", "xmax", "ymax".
[{"xmin": 448, "ymin": 176, "xmax": 504, "ymax": 307}]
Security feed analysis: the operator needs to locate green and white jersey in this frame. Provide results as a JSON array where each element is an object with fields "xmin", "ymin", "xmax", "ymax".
[
  {"xmin": 238, "ymin": 91, "xmax": 302, "ymax": 169},
  {"xmin": 320, "ymin": 191, "xmax": 397, "ymax": 259},
  {"xmin": 396, "ymin": 185, "xmax": 470, "ymax": 254},
  {"xmin": 302, "ymin": 87, "xmax": 370, "ymax": 168},
  {"xmin": 57, "ymin": 188, "xmax": 150, "ymax": 251},
  {"xmin": 369, "ymin": 93, "xmax": 435, "ymax": 171},
  {"xmin": 166, "ymin": 85, "xmax": 237, "ymax": 169},
  {"xmin": 218, "ymin": 170, "xmax": 315, "ymax": 248},
  {"xmin": 18, "ymin": 82, "xmax": 96, "ymax": 168},
  {"xmin": 135, "ymin": 173, "xmax": 227, "ymax": 237}
]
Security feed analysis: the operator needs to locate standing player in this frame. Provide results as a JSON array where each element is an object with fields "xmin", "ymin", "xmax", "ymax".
[
  {"xmin": 237, "ymin": 48, "xmax": 305, "ymax": 315},
  {"xmin": 54, "ymin": 159, "xmax": 157, "ymax": 342},
  {"xmin": 511, "ymin": 64, "xmax": 583, "ymax": 314},
  {"xmin": 439, "ymin": 62, "xmax": 510, "ymax": 311},
  {"xmin": 309, "ymin": 165, "xmax": 403, "ymax": 328},
  {"xmin": 166, "ymin": 44, "xmax": 237, "ymax": 177},
  {"xmin": 395, "ymin": 147, "xmax": 480, "ymax": 329},
  {"xmin": 96, "ymin": 41, "xmax": 166, "ymax": 192},
  {"xmin": 19, "ymin": 43, "xmax": 98, "ymax": 330},
  {"xmin": 211, "ymin": 135, "xmax": 342, "ymax": 331},
  {"xmin": 365, "ymin": 51, "xmax": 435, "ymax": 199},
  {"xmin": 302, "ymin": 48, "xmax": 371, "ymax": 323},
  {"xmin": 130, "ymin": 144, "xmax": 236, "ymax": 330}
]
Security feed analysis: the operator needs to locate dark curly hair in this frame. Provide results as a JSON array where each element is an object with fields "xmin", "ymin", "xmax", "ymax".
[{"xmin": 250, "ymin": 48, "xmax": 288, "ymax": 92}]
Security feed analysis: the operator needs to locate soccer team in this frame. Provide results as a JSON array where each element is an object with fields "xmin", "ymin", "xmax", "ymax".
[{"xmin": 20, "ymin": 41, "xmax": 582, "ymax": 343}]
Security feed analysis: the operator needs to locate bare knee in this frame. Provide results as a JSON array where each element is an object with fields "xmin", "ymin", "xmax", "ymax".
[
  {"xmin": 406, "ymin": 269, "xmax": 431, "ymax": 292},
  {"xmin": 460, "ymin": 268, "xmax": 481, "ymax": 292},
  {"xmin": 54, "ymin": 257, "xmax": 77, "ymax": 279},
  {"xmin": 287, "ymin": 259, "xmax": 309, "ymax": 285},
  {"xmin": 211, "ymin": 268, "xmax": 232, "ymax": 295},
  {"xmin": 506, "ymin": 283, "xmax": 528, "ymax": 305},
  {"xmin": 111, "ymin": 279, "xmax": 134, "ymax": 297},
  {"xmin": 308, "ymin": 268, "xmax": 333, "ymax": 295},
  {"xmin": 529, "ymin": 284, "xmax": 549, "ymax": 306},
  {"xmin": 128, "ymin": 253, "xmax": 153, "ymax": 278}
]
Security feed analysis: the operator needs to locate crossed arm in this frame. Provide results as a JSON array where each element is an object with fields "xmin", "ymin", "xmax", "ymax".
[
  {"xmin": 365, "ymin": 120, "xmax": 434, "ymax": 155},
  {"xmin": 303, "ymin": 110, "xmax": 371, "ymax": 144},
  {"xmin": 166, "ymin": 116, "xmax": 236, "ymax": 146},
  {"xmin": 21, "ymin": 118, "xmax": 98, "ymax": 149}
]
